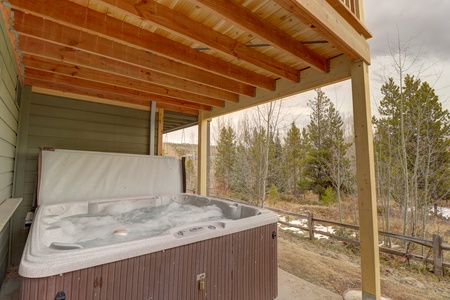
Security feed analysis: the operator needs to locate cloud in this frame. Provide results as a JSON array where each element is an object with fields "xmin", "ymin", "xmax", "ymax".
[{"xmin": 365, "ymin": 1, "xmax": 450, "ymax": 61}]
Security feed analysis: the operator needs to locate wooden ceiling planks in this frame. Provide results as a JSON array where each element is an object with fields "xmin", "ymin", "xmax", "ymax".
[
  {"xmin": 4, "ymin": 0, "xmax": 371, "ymax": 126},
  {"xmin": 21, "ymin": 54, "xmax": 228, "ymax": 107},
  {"xmin": 189, "ymin": 0, "xmax": 329, "ymax": 72},
  {"xmin": 134, "ymin": 1, "xmax": 300, "ymax": 81},
  {"xmin": 9, "ymin": 0, "xmax": 276, "ymax": 90},
  {"xmin": 14, "ymin": 17, "xmax": 254, "ymax": 97},
  {"xmin": 19, "ymin": 38, "xmax": 241, "ymax": 102},
  {"xmin": 273, "ymin": 0, "xmax": 370, "ymax": 63}
]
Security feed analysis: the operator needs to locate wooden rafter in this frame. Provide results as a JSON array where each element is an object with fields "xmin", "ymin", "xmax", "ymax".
[
  {"xmin": 105, "ymin": 0, "xmax": 301, "ymax": 82},
  {"xmin": 190, "ymin": 0, "xmax": 329, "ymax": 73},
  {"xmin": 23, "ymin": 54, "xmax": 226, "ymax": 107},
  {"xmin": 3, "ymin": 0, "xmax": 373, "ymax": 124},
  {"xmin": 25, "ymin": 68, "xmax": 214, "ymax": 111},
  {"xmin": 205, "ymin": 54, "xmax": 352, "ymax": 119},
  {"xmin": 274, "ymin": 0, "xmax": 371, "ymax": 63},
  {"xmin": 12, "ymin": 11, "xmax": 255, "ymax": 97},
  {"xmin": 8, "ymin": 0, "xmax": 276, "ymax": 90},
  {"xmin": 19, "ymin": 36, "xmax": 238, "ymax": 103},
  {"xmin": 32, "ymin": 86, "xmax": 200, "ymax": 115}
]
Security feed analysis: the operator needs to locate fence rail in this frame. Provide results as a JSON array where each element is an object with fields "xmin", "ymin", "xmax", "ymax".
[{"xmin": 268, "ymin": 207, "xmax": 449, "ymax": 276}]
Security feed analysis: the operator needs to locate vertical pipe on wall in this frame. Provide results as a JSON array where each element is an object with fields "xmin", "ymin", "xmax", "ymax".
[
  {"xmin": 149, "ymin": 101, "xmax": 156, "ymax": 155},
  {"xmin": 157, "ymin": 109, "xmax": 164, "ymax": 156},
  {"xmin": 351, "ymin": 61, "xmax": 381, "ymax": 300}
]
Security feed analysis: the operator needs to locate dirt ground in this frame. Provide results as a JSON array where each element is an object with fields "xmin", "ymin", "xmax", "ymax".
[{"xmin": 277, "ymin": 229, "xmax": 450, "ymax": 300}]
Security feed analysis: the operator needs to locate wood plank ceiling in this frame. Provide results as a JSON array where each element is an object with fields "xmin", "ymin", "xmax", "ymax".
[{"xmin": 1, "ymin": 0, "xmax": 371, "ymax": 133}]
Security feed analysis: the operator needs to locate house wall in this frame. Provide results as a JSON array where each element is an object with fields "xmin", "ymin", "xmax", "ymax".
[
  {"xmin": 0, "ymin": 10, "xmax": 20, "ymax": 286},
  {"xmin": 11, "ymin": 89, "xmax": 155, "ymax": 264}
]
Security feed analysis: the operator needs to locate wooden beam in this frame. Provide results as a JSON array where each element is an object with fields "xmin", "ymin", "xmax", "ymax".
[
  {"xmin": 274, "ymin": 0, "xmax": 370, "ymax": 63},
  {"xmin": 31, "ymin": 85, "xmax": 200, "ymax": 116},
  {"xmin": 24, "ymin": 68, "xmax": 213, "ymax": 112},
  {"xmin": 197, "ymin": 111, "xmax": 208, "ymax": 196},
  {"xmin": 190, "ymin": 0, "xmax": 328, "ymax": 73},
  {"xmin": 31, "ymin": 86, "xmax": 151, "ymax": 111},
  {"xmin": 9, "ymin": 0, "xmax": 275, "ymax": 90},
  {"xmin": 205, "ymin": 54, "xmax": 351, "ymax": 119},
  {"xmin": 130, "ymin": 1, "xmax": 299, "ymax": 82},
  {"xmin": 351, "ymin": 60, "xmax": 381, "ymax": 299},
  {"xmin": 13, "ymin": 14, "xmax": 255, "ymax": 97},
  {"xmin": 19, "ymin": 36, "xmax": 240, "ymax": 102},
  {"xmin": 32, "ymin": 86, "xmax": 200, "ymax": 116},
  {"xmin": 21, "ymin": 54, "xmax": 227, "ymax": 107}
]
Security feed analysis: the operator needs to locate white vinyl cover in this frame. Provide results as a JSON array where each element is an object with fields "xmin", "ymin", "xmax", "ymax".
[{"xmin": 38, "ymin": 149, "xmax": 183, "ymax": 205}]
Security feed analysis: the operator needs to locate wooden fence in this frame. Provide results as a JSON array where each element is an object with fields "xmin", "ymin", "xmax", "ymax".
[{"xmin": 268, "ymin": 207, "xmax": 450, "ymax": 276}]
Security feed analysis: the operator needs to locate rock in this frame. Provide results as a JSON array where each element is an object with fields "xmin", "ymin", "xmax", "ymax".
[
  {"xmin": 399, "ymin": 277, "xmax": 425, "ymax": 289},
  {"xmin": 343, "ymin": 289, "xmax": 391, "ymax": 300}
]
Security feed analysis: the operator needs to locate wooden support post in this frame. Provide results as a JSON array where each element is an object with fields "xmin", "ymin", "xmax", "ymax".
[
  {"xmin": 351, "ymin": 61, "xmax": 381, "ymax": 300},
  {"xmin": 433, "ymin": 234, "xmax": 443, "ymax": 276},
  {"xmin": 206, "ymin": 120, "xmax": 211, "ymax": 196},
  {"xmin": 197, "ymin": 111, "xmax": 208, "ymax": 196},
  {"xmin": 308, "ymin": 212, "xmax": 314, "ymax": 240}
]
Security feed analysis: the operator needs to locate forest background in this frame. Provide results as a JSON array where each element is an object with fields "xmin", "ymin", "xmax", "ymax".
[{"xmin": 164, "ymin": 33, "xmax": 450, "ymax": 243}]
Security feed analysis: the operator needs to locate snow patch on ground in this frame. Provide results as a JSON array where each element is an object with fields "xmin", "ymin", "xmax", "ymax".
[
  {"xmin": 278, "ymin": 216, "xmax": 335, "ymax": 239},
  {"xmin": 433, "ymin": 206, "xmax": 450, "ymax": 220}
]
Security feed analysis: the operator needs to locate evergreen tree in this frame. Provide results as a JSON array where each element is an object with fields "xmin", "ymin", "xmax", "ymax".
[
  {"xmin": 283, "ymin": 122, "xmax": 306, "ymax": 196},
  {"xmin": 268, "ymin": 130, "xmax": 286, "ymax": 193},
  {"xmin": 374, "ymin": 75, "xmax": 450, "ymax": 238},
  {"xmin": 214, "ymin": 124, "xmax": 236, "ymax": 195},
  {"xmin": 304, "ymin": 89, "xmax": 350, "ymax": 201}
]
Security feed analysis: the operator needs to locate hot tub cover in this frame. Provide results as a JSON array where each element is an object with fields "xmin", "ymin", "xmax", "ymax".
[{"xmin": 38, "ymin": 149, "xmax": 183, "ymax": 205}]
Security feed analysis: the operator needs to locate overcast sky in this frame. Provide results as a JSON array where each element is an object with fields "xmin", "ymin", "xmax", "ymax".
[
  {"xmin": 365, "ymin": 0, "xmax": 450, "ymax": 61},
  {"xmin": 166, "ymin": 1, "xmax": 450, "ymax": 143},
  {"xmin": 365, "ymin": 0, "xmax": 450, "ymax": 108}
]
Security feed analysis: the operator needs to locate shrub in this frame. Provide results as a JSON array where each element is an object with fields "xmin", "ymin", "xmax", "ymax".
[{"xmin": 322, "ymin": 187, "xmax": 337, "ymax": 205}]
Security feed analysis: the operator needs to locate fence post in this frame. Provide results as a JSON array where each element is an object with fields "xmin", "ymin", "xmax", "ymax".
[
  {"xmin": 433, "ymin": 234, "xmax": 443, "ymax": 276},
  {"xmin": 308, "ymin": 212, "xmax": 314, "ymax": 240}
]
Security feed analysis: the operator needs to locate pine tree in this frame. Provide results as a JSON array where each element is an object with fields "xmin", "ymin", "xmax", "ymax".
[
  {"xmin": 304, "ymin": 89, "xmax": 350, "ymax": 202},
  {"xmin": 268, "ymin": 130, "xmax": 286, "ymax": 193},
  {"xmin": 283, "ymin": 122, "xmax": 306, "ymax": 196},
  {"xmin": 214, "ymin": 124, "xmax": 236, "ymax": 195},
  {"xmin": 374, "ymin": 75, "xmax": 450, "ymax": 238}
]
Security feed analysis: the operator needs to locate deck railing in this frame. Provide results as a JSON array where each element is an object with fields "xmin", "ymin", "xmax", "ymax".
[
  {"xmin": 268, "ymin": 206, "xmax": 449, "ymax": 277},
  {"xmin": 328, "ymin": 0, "xmax": 360, "ymax": 19}
]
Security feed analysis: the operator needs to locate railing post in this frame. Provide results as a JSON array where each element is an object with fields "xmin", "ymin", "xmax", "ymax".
[
  {"xmin": 308, "ymin": 212, "xmax": 314, "ymax": 240},
  {"xmin": 433, "ymin": 234, "xmax": 443, "ymax": 276}
]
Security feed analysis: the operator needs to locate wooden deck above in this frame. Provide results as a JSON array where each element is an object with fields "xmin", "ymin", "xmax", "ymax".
[{"xmin": 1, "ymin": 0, "xmax": 371, "ymax": 129}]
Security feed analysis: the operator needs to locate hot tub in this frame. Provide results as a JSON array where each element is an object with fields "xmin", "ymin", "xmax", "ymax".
[{"xmin": 19, "ymin": 150, "xmax": 278, "ymax": 300}]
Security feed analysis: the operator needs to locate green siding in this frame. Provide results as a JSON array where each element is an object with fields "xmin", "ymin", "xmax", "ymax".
[
  {"xmin": 0, "ymin": 11, "xmax": 20, "ymax": 288},
  {"xmin": 0, "ymin": 18, "xmax": 18, "ymax": 205},
  {"xmin": 11, "ymin": 89, "xmax": 154, "ymax": 264}
]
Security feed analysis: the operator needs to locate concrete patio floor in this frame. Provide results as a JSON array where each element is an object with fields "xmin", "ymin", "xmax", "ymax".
[{"xmin": 1, "ymin": 267, "xmax": 342, "ymax": 299}]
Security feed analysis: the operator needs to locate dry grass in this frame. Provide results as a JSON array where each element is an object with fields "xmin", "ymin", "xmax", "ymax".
[
  {"xmin": 270, "ymin": 195, "xmax": 450, "ymax": 299},
  {"xmin": 278, "ymin": 230, "xmax": 450, "ymax": 300}
]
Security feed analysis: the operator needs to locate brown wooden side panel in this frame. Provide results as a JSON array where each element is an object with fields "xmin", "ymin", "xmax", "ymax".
[{"xmin": 20, "ymin": 223, "xmax": 278, "ymax": 300}]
